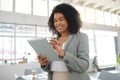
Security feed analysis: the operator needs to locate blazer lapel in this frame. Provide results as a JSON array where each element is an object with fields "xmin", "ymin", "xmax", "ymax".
[{"xmin": 64, "ymin": 34, "xmax": 74, "ymax": 49}]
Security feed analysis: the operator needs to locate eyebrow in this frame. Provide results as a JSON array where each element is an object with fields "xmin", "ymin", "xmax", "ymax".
[
  {"xmin": 59, "ymin": 16, "xmax": 64, "ymax": 19},
  {"xmin": 54, "ymin": 16, "xmax": 64, "ymax": 20}
]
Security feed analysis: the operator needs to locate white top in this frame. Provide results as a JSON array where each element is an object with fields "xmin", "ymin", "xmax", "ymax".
[{"xmin": 51, "ymin": 42, "xmax": 68, "ymax": 72}]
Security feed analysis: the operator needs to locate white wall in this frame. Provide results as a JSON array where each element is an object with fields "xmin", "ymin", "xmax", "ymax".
[{"xmin": 0, "ymin": 11, "xmax": 48, "ymax": 26}]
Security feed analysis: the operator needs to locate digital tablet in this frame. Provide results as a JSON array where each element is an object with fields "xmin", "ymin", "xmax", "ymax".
[{"xmin": 28, "ymin": 38, "xmax": 60, "ymax": 61}]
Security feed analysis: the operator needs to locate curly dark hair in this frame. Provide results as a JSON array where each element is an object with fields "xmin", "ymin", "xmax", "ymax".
[{"xmin": 48, "ymin": 3, "xmax": 82, "ymax": 37}]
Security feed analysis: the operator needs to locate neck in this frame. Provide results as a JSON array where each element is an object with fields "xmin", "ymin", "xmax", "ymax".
[
  {"xmin": 61, "ymin": 32, "xmax": 70, "ymax": 38},
  {"xmin": 58, "ymin": 32, "xmax": 70, "ymax": 43}
]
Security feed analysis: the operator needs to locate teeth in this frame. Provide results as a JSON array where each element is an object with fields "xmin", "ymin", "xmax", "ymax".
[
  {"xmin": 58, "ymin": 27, "xmax": 62, "ymax": 28},
  {"xmin": 58, "ymin": 26, "xmax": 62, "ymax": 28}
]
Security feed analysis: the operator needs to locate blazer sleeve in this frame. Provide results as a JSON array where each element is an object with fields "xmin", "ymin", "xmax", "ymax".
[{"xmin": 63, "ymin": 33, "xmax": 89, "ymax": 72}]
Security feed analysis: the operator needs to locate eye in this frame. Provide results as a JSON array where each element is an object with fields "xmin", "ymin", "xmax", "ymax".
[
  {"xmin": 54, "ymin": 19, "xmax": 57, "ymax": 22},
  {"xmin": 59, "ymin": 17, "xmax": 65, "ymax": 21}
]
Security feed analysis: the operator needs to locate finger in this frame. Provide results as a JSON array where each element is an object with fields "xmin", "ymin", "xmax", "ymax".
[
  {"xmin": 39, "ymin": 58, "xmax": 48, "ymax": 66},
  {"xmin": 50, "ymin": 39, "xmax": 57, "ymax": 43},
  {"xmin": 49, "ymin": 40, "xmax": 55, "ymax": 45},
  {"xmin": 42, "ymin": 55, "xmax": 47, "ymax": 59},
  {"xmin": 37, "ymin": 54, "xmax": 42, "ymax": 59},
  {"xmin": 39, "ymin": 56, "xmax": 47, "ymax": 61},
  {"xmin": 42, "ymin": 56, "xmax": 48, "ymax": 62},
  {"xmin": 39, "ymin": 58, "xmax": 45, "ymax": 64}
]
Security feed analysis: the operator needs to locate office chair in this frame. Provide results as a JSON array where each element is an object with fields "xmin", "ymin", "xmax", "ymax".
[
  {"xmin": 98, "ymin": 70, "xmax": 120, "ymax": 80},
  {"xmin": 16, "ymin": 77, "xmax": 25, "ymax": 80},
  {"xmin": 36, "ymin": 67, "xmax": 42, "ymax": 74},
  {"xmin": 15, "ymin": 74, "xmax": 25, "ymax": 80},
  {"xmin": 24, "ymin": 68, "xmax": 32, "ymax": 75}
]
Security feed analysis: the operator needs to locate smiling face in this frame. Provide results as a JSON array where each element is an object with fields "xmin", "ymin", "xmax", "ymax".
[{"xmin": 54, "ymin": 12, "xmax": 69, "ymax": 34}]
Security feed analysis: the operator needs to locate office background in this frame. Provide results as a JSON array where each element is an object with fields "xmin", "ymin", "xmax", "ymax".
[{"xmin": 0, "ymin": 0, "xmax": 120, "ymax": 72}]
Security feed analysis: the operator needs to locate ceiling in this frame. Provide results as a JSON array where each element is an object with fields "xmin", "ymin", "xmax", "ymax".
[{"xmin": 61, "ymin": 0, "xmax": 120, "ymax": 15}]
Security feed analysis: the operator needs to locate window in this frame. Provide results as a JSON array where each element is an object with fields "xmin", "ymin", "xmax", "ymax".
[
  {"xmin": 118, "ymin": 15, "xmax": 120, "ymax": 27},
  {"xmin": 16, "ymin": 37, "xmax": 36, "ymax": 63},
  {"xmin": 48, "ymin": 0, "xmax": 59, "ymax": 16},
  {"xmin": 111, "ymin": 13, "xmax": 118, "ymax": 27},
  {"xmin": 95, "ymin": 30, "xmax": 117, "ymax": 67},
  {"xmin": 33, "ymin": 0, "xmax": 48, "ymax": 16},
  {"xmin": 16, "ymin": 25, "xmax": 35, "ymax": 37},
  {"xmin": 104, "ymin": 11, "xmax": 112, "ymax": 26},
  {"xmin": 15, "ymin": 0, "xmax": 31, "ymax": 14},
  {"xmin": 95, "ymin": 10, "xmax": 104, "ymax": 25},
  {"xmin": 0, "ymin": 23, "xmax": 15, "ymax": 64},
  {"xmin": 0, "ymin": 23, "xmax": 52, "ymax": 64},
  {"xmin": 37, "ymin": 26, "xmax": 52, "ymax": 38},
  {"xmin": 81, "ymin": 29, "xmax": 96, "ymax": 59},
  {"xmin": 75, "ymin": 5, "xmax": 85, "ymax": 22},
  {"xmin": 0, "ymin": 0, "xmax": 13, "ymax": 12},
  {"xmin": 85, "ymin": 7, "xmax": 96, "ymax": 24},
  {"xmin": 82, "ymin": 29, "xmax": 118, "ymax": 68}
]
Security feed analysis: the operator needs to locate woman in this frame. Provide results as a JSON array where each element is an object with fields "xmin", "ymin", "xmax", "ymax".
[{"xmin": 38, "ymin": 3, "xmax": 90, "ymax": 80}]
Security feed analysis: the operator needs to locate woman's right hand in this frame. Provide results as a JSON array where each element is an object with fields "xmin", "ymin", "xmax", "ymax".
[{"xmin": 37, "ymin": 54, "xmax": 48, "ymax": 67}]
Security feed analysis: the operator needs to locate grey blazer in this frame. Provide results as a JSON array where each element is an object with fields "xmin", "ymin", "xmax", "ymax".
[{"xmin": 42, "ymin": 32, "xmax": 90, "ymax": 80}]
